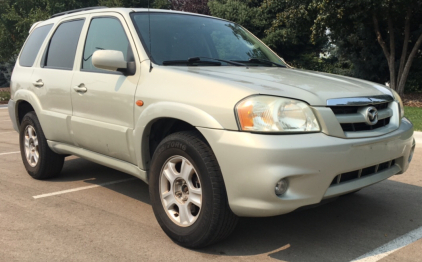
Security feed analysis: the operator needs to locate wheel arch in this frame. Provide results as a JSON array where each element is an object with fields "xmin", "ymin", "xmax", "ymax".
[
  {"xmin": 133, "ymin": 102, "xmax": 224, "ymax": 171},
  {"xmin": 14, "ymin": 89, "xmax": 43, "ymax": 129}
]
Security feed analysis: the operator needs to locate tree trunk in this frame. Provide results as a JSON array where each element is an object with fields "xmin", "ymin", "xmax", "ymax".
[
  {"xmin": 387, "ymin": 15, "xmax": 396, "ymax": 91},
  {"xmin": 397, "ymin": 8, "xmax": 411, "ymax": 85},
  {"xmin": 397, "ymin": 33, "xmax": 422, "ymax": 95},
  {"xmin": 372, "ymin": 14, "xmax": 397, "ymax": 91}
]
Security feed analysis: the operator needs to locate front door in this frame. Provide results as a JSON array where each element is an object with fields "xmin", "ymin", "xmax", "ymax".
[{"xmin": 70, "ymin": 14, "xmax": 141, "ymax": 164}]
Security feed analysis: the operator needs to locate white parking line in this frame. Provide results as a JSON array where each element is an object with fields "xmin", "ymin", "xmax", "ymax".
[
  {"xmin": 0, "ymin": 131, "xmax": 17, "ymax": 134},
  {"xmin": 352, "ymin": 226, "xmax": 422, "ymax": 262},
  {"xmin": 0, "ymin": 107, "xmax": 8, "ymax": 110},
  {"xmin": 0, "ymin": 151, "xmax": 20, "ymax": 156},
  {"xmin": 0, "ymin": 120, "xmax": 11, "ymax": 121},
  {"xmin": 33, "ymin": 178, "xmax": 137, "ymax": 199}
]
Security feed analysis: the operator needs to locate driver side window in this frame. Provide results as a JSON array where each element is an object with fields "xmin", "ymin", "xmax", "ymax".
[{"xmin": 82, "ymin": 17, "xmax": 133, "ymax": 72}]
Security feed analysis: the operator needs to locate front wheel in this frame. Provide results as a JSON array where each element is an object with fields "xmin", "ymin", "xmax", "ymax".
[{"xmin": 149, "ymin": 131, "xmax": 238, "ymax": 248}]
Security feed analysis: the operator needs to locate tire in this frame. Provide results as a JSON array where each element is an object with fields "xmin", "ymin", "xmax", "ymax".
[
  {"xmin": 19, "ymin": 111, "xmax": 64, "ymax": 180},
  {"xmin": 149, "ymin": 131, "xmax": 238, "ymax": 248}
]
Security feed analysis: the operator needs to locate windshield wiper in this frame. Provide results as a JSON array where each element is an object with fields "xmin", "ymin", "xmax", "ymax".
[
  {"xmin": 162, "ymin": 57, "xmax": 248, "ymax": 66},
  {"xmin": 191, "ymin": 57, "xmax": 247, "ymax": 66},
  {"xmin": 235, "ymin": 58, "xmax": 286, "ymax": 67},
  {"xmin": 162, "ymin": 58, "xmax": 221, "ymax": 66}
]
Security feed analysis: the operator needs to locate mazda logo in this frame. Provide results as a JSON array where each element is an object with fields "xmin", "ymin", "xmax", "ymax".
[{"xmin": 365, "ymin": 106, "xmax": 379, "ymax": 125}]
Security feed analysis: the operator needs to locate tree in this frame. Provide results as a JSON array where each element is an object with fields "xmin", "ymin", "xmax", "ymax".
[
  {"xmin": 208, "ymin": 0, "xmax": 264, "ymax": 37},
  {"xmin": 0, "ymin": 0, "xmax": 50, "ymax": 62},
  {"xmin": 171, "ymin": 0, "xmax": 210, "ymax": 14},
  {"xmin": 312, "ymin": 0, "xmax": 422, "ymax": 95}
]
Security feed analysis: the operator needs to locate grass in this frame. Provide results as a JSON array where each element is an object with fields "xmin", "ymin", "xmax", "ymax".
[{"xmin": 405, "ymin": 106, "xmax": 422, "ymax": 131}]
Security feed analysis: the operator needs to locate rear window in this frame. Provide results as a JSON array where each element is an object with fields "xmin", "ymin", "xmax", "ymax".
[
  {"xmin": 19, "ymin": 24, "xmax": 53, "ymax": 67},
  {"xmin": 44, "ymin": 19, "xmax": 85, "ymax": 70}
]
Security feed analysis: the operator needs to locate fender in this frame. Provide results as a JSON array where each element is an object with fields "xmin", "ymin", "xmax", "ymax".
[
  {"xmin": 13, "ymin": 89, "xmax": 44, "ymax": 125},
  {"xmin": 133, "ymin": 101, "xmax": 224, "ymax": 170}
]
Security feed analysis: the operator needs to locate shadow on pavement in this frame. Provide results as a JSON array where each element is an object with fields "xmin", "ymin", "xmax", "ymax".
[
  {"xmin": 45, "ymin": 157, "xmax": 151, "ymax": 205},
  {"xmin": 200, "ymin": 180, "xmax": 422, "ymax": 262}
]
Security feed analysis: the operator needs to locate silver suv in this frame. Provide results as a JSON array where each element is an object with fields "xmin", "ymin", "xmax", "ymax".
[{"xmin": 8, "ymin": 7, "xmax": 416, "ymax": 248}]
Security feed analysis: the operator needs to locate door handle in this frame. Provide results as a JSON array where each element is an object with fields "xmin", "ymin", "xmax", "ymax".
[
  {"xmin": 33, "ymin": 79, "xmax": 44, "ymax": 87},
  {"xmin": 73, "ymin": 84, "xmax": 87, "ymax": 93}
]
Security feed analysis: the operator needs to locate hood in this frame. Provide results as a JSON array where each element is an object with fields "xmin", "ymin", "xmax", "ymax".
[{"xmin": 167, "ymin": 66, "xmax": 393, "ymax": 106}]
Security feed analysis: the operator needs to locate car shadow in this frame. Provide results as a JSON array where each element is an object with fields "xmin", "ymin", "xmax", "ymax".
[
  {"xmin": 199, "ymin": 180, "xmax": 422, "ymax": 262},
  {"xmin": 51, "ymin": 157, "xmax": 422, "ymax": 262},
  {"xmin": 45, "ymin": 157, "xmax": 151, "ymax": 205}
]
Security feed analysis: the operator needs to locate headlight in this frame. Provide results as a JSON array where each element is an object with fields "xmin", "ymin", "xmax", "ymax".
[
  {"xmin": 235, "ymin": 96, "xmax": 320, "ymax": 132},
  {"xmin": 391, "ymin": 89, "xmax": 404, "ymax": 118}
]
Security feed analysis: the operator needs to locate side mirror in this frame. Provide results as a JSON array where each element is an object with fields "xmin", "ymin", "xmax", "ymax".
[{"xmin": 92, "ymin": 50, "xmax": 136, "ymax": 75}]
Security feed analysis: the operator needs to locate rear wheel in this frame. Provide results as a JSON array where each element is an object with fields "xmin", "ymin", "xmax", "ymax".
[
  {"xmin": 149, "ymin": 131, "xmax": 238, "ymax": 248},
  {"xmin": 19, "ymin": 112, "xmax": 64, "ymax": 179}
]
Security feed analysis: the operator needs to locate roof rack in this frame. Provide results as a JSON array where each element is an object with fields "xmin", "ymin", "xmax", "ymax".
[{"xmin": 51, "ymin": 6, "xmax": 109, "ymax": 18}]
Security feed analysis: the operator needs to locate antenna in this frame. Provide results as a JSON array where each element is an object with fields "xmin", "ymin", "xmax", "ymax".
[{"xmin": 148, "ymin": 0, "xmax": 153, "ymax": 72}]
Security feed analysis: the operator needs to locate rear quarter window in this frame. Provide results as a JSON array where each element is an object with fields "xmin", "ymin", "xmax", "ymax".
[{"xmin": 19, "ymin": 24, "xmax": 53, "ymax": 67}]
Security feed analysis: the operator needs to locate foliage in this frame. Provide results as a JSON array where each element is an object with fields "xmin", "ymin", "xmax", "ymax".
[
  {"xmin": 170, "ymin": 0, "xmax": 210, "ymax": 14},
  {"xmin": 405, "ymin": 106, "xmax": 422, "ymax": 131},
  {"xmin": 0, "ymin": 88, "xmax": 11, "ymax": 102},
  {"xmin": 0, "ymin": 0, "xmax": 50, "ymax": 62},
  {"xmin": 208, "ymin": 0, "xmax": 264, "ymax": 37},
  {"xmin": 406, "ymin": 54, "xmax": 422, "ymax": 93},
  {"xmin": 0, "ymin": 58, "xmax": 14, "ymax": 87},
  {"xmin": 311, "ymin": 0, "xmax": 422, "ymax": 95},
  {"xmin": 0, "ymin": 0, "xmax": 421, "ymax": 93}
]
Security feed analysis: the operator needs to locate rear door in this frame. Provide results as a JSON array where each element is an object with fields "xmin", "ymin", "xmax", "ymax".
[
  {"xmin": 14, "ymin": 23, "xmax": 53, "ymax": 103},
  {"xmin": 70, "ymin": 13, "xmax": 141, "ymax": 164},
  {"xmin": 31, "ymin": 17, "xmax": 86, "ymax": 144}
]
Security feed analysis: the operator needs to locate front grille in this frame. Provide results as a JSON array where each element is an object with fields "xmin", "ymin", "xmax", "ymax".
[
  {"xmin": 330, "ymin": 103, "xmax": 389, "ymax": 115},
  {"xmin": 330, "ymin": 159, "xmax": 396, "ymax": 186},
  {"xmin": 329, "ymin": 102, "xmax": 392, "ymax": 133},
  {"xmin": 340, "ymin": 118, "xmax": 390, "ymax": 132}
]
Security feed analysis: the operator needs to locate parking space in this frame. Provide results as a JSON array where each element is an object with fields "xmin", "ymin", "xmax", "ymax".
[{"xmin": 0, "ymin": 108, "xmax": 421, "ymax": 262}]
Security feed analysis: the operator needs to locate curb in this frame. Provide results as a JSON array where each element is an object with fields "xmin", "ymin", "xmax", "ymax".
[{"xmin": 414, "ymin": 131, "xmax": 422, "ymax": 147}]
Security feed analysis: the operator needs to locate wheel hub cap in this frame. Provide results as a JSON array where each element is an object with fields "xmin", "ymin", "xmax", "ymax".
[
  {"xmin": 174, "ymin": 178, "xmax": 189, "ymax": 203},
  {"xmin": 24, "ymin": 125, "xmax": 39, "ymax": 167},
  {"xmin": 159, "ymin": 156, "xmax": 202, "ymax": 227}
]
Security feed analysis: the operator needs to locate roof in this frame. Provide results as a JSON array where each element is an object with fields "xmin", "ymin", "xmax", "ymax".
[{"xmin": 34, "ymin": 8, "xmax": 231, "ymax": 30}]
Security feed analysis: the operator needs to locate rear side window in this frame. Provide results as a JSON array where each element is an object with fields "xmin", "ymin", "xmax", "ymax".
[
  {"xmin": 44, "ymin": 19, "xmax": 84, "ymax": 70},
  {"xmin": 82, "ymin": 17, "xmax": 132, "ymax": 71},
  {"xmin": 19, "ymin": 24, "xmax": 53, "ymax": 67}
]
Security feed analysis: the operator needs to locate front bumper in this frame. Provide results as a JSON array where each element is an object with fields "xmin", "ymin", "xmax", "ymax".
[{"xmin": 198, "ymin": 118, "xmax": 414, "ymax": 217}]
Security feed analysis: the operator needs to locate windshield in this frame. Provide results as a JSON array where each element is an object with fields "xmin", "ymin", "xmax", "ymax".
[{"xmin": 131, "ymin": 12, "xmax": 286, "ymax": 66}]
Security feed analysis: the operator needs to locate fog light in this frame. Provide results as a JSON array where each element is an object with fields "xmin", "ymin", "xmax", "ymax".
[{"xmin": 275, "ymin": 178, "xmax": 289, "ymax": 196}]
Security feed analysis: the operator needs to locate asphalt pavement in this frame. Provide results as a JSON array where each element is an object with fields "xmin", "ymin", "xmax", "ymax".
[{"xmin": 0, "ymin": 108, "xmax": 421, "ymax": 262}]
